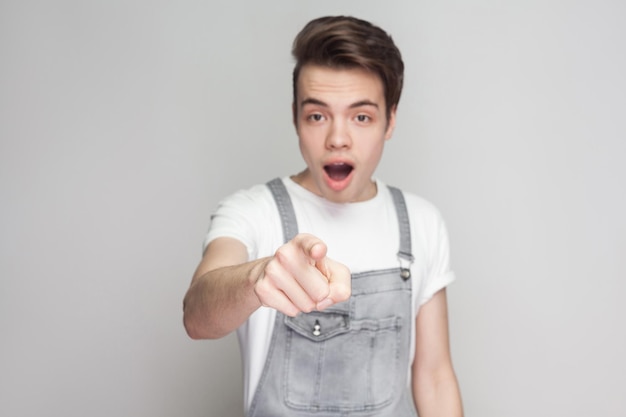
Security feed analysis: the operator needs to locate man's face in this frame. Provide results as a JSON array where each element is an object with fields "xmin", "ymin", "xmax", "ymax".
[{"xmin": 293, "ymin": 64, "xmax": 396, "ymax": 203}]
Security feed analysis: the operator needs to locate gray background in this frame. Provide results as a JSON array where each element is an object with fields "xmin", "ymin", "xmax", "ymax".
[{"xmin": 1, "ymin": 1, "xmax": 624, "ymax": 416}]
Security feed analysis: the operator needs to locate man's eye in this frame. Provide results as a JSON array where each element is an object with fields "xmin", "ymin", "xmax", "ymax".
[
  {"xmin": 356, "ymin": 114, "xmax": 370, "ymax": 122},
  {"xmin": 308, "ymin": 114, "xmax": 324, "ymax": 122}
]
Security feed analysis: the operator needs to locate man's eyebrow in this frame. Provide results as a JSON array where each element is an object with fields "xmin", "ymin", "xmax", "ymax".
[
  {"xmin": 299, "ymin": 98, "xmax": 380, "ymax": 109},
  {"xmin": 300, "ymin": 98, "xmax": 328, "ymax": 108},
  {"xmin": 349, "ymin": 100, "xmax": 379, "ymax": 109}
]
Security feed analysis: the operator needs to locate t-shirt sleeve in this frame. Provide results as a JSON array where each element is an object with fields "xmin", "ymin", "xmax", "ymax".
[
  {"xmin": 202, "ymin": 185, "xmax": 276, "ymax": 261},
  {"xmin": 416, "ymin": 202, "xmax": 457, "ymax": 306}
]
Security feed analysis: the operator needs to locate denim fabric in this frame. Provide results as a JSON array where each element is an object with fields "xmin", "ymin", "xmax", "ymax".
[{"xmin": 247, "ymin": 179, "xmax": 417, "ymax": 417}]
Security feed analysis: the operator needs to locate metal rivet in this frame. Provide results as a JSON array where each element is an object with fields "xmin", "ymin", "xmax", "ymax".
[
  {"xmin": 400, "ymin": 268, "xmax": 411, "ymax": 280},
  {"xmin": 312, "ymin": 320, "xmax": 321, "ymax": 336}
]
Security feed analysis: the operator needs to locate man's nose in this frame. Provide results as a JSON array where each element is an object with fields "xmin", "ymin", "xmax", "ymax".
[{"xmin": 325, "ymin": 120, "xmax": 351, "ymax": 149}]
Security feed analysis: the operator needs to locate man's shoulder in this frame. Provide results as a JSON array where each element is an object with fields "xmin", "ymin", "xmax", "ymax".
[
  {"xmin": 383, "ymin": 184, "xmax": 445, "ymax": 224},
  {"xmin": 219, "ymin": 180, "xmax": 275, "ymax": 205},
  {"xmin": 383, "ymin": 183, "xmax": 437, "ymax": 210},
  {"xmin": 211, "ymin": 180, "xmax": 282, "ymax": 223}
]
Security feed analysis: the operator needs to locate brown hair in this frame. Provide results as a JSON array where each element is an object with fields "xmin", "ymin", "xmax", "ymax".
[{"xmin": 292, "ymin": 16, "xmax": 404, "ymax": 120}]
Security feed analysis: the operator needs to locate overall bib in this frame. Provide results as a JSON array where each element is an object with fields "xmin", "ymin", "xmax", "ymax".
[{"xmin": 248, "ymin": 179, "xmax": 417, "ymax": 417}]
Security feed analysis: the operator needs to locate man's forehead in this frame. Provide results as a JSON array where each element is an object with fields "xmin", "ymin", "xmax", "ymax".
[{"xmin": 296, "ymin": 65, "xmax": 385, "ymax": 106}]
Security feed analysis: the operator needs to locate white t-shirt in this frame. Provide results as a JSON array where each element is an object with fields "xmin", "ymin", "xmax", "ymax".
[{"xmin": 204, "ymin": 177, "xmax": 456, "ymax": 411}]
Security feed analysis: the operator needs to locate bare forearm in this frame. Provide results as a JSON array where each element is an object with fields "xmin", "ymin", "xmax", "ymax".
[
  {"xmin": 183, "ymin": 258, "xmax": 268, "ymax": 339},
  {"xmin": 413, "ymin": 369, "xmax": 463, "ymax": 417}
]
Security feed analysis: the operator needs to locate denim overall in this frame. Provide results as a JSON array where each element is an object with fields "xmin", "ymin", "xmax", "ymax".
[{"xmin": 247, "ymin": 178, "xmax": 417, "ymax": 417}]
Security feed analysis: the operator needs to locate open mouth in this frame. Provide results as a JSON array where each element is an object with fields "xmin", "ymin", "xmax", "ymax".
[{"xmin": 324, "ymin": 163, "xmax": 354, "ymax": 181}]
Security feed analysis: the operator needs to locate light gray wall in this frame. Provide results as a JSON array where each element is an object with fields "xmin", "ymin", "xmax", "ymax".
[{"xmin": 1, "ymin": 1, "xmax": 624, "ymax": 416}]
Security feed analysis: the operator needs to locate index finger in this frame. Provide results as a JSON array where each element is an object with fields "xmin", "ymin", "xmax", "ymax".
[
  {"xmin": 293, "ymin": 233, "xmax": 327, "ymax": 262},
  {"xmin": 283, "ymin": 234, "xmax": 330, "ymax": 301}
]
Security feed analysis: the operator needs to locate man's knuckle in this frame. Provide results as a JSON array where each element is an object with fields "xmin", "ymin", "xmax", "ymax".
[
  {"xmin": 300, "ymin": 300, "xmax": 315, "ymax": 313},
  {"xmin": 264, "ymin": 260, "xmax": 279, "ymax": 277},
  {"xmin": 285, "ymin": 305, "xmax": 300, "ymax": 317},
  {"xmin": 274, "ymin": 247, "xmax": 287, "ymax": 262},
  {"xmin": 335, "ymin": 285, "xmax": 351, "ymax": 301}
]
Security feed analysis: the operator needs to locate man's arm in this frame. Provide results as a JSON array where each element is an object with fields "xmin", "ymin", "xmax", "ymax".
[
  {"xmin": 183, "ymin": 237, "xmax": 266, "ymax": 339},
  {"xmin": 183, "ymin": 234, "xmax": 351, "ymax": 340},
  {"xmin": 412, "ymin": 288, "xmax": 464, "ymax": 417}
]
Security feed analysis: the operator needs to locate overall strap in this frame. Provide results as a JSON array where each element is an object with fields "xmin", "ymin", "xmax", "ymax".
[
  {"xmin": 266, "ymin": 178, "xmax": 298, "ymax": 244},
  {"xmin": 388, "ymin": 186, "xmax": 414, "ymax": 280}
]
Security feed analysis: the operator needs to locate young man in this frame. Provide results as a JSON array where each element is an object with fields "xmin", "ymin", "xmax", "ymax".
[{"xmin": 184, "ymin": 16, "xmax": 463, "ymax": 417}]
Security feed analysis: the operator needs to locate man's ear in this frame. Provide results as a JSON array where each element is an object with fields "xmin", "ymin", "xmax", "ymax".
[
  {"xmin": 292, "ymin": 102, "xmax": 298, "ymax": 129},
  {"xmin": 384, "ymin": 106, "xmax": 397, "ymax": 140}
]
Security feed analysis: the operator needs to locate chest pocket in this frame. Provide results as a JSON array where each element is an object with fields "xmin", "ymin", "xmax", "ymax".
[{"xmin": 281, "ymin": 267, "xmax": 410, "ymax": 414}]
